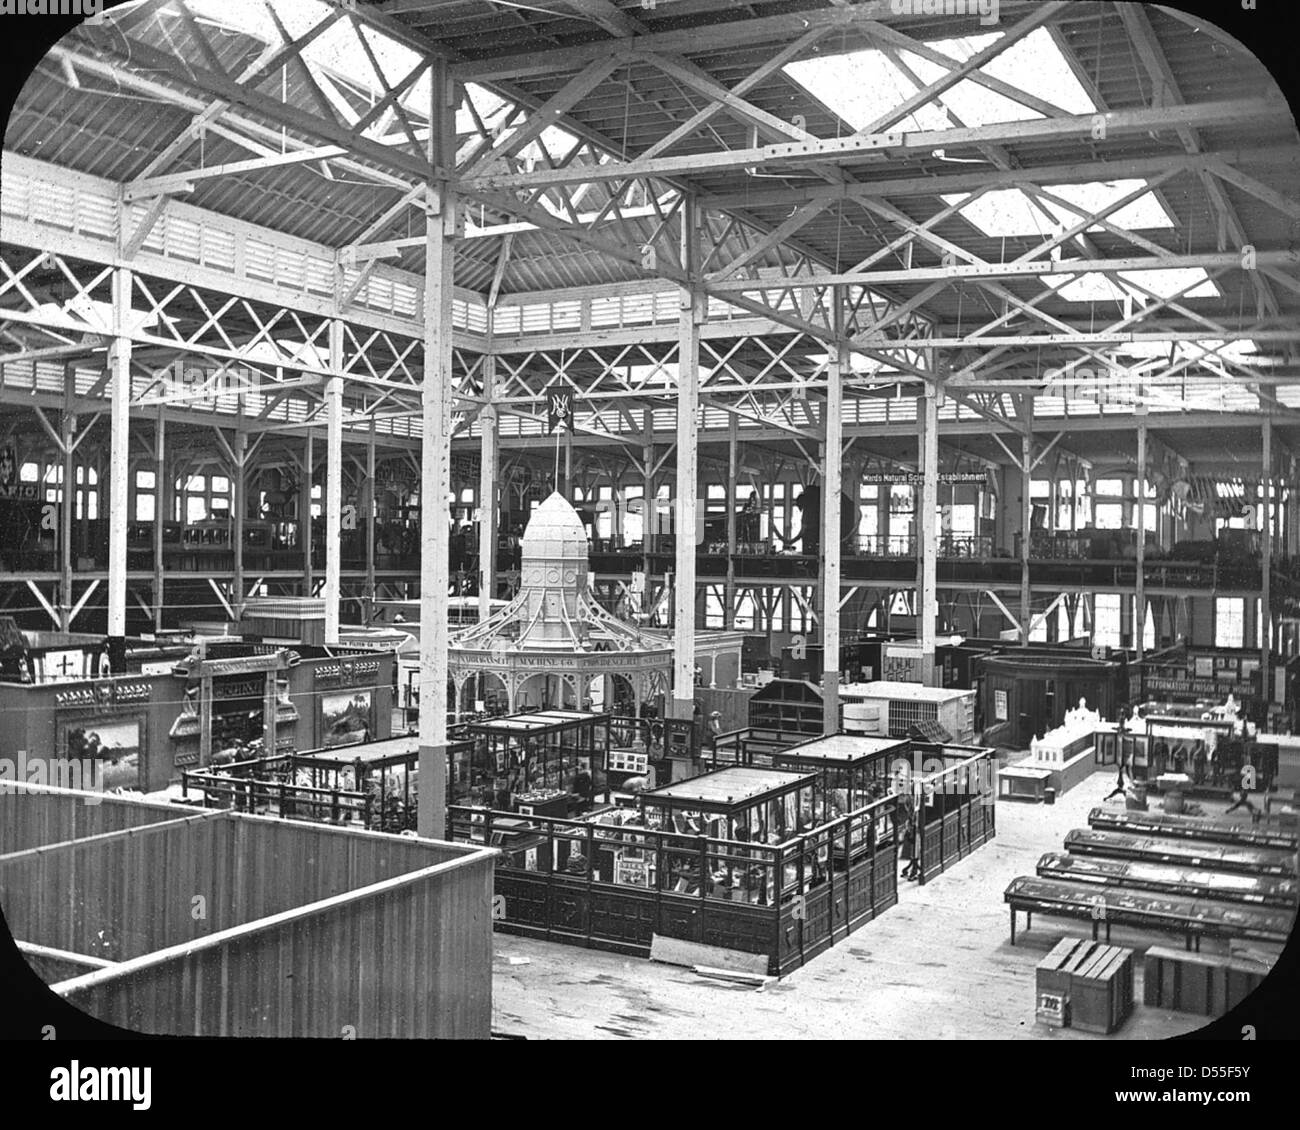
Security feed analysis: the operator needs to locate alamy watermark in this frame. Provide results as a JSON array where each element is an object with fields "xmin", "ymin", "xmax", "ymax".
[
  {"xmin": 0, "ymin": 751, "xmax": 105, "ymax": 803},
  {"xmin": 0, "ymin": 0, "xmax": 103, "ymax": 15},
  {"xmin": 888, "ymin": 753, "xmax": 999, "ymax": 806},
  {"xmin": 889, "ymin": 0, "xmax": 1000, "ymax": 27}
]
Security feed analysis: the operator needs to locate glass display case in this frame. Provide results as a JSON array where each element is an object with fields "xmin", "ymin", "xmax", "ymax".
[{"xmin": 466, "ymin": 709, "xmax": 610, "ymax": 813}]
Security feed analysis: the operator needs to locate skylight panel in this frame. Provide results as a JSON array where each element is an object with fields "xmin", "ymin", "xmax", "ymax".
[
  {"xmin": 1113, "ymin": 338, "xmax": 1258, "ymax": 363},
  {"xmin": 785, "ymin": 51, "xmax": 951, "ymax": 134},
  {"xmin": 1050, "ymin": 269, "xmax": 1219, "ymax": 303},
  {"xmin": 940, "ymin": 182, "xmax": 1175, "ymax": 238},
  {"xmin": 784, "ymin": 29, "xmax": 1095, "ymax": 135},
  {"xmin": 187, "ymin": 0, "xmax": 430, "ymax": 123}
]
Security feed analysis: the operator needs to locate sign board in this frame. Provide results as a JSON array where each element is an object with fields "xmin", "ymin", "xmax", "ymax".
[
  {"xmin": 1145, "ymin": 675, "xmax": 1257, "ymax": 700},
  {"xmin": 861, "ymin": 472, "xmax": 989, "ymax": 486},
  {"xmin": 545, "ymin": 387, "xmax": 574, "ymax": 434},
  {"xmin": 54, "ymin": 680, "xmax": 152, "ymax": 710},
  {"xmin": 314, "ymin": 658, "xmax": 381, "ymax": 688},
  {"xmin": 607, "ymin": 749, "xmax": 649, "ymax": 775}
]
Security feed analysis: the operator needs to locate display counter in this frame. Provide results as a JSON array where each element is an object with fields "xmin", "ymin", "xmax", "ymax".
[
  {"xmin": 1087, "ymin": 806, "xmax": 1298, "ymax": 851},
  {"xmin": 1004, "ymin": 875, "xmax": 1294, "ymax": 949},
  {"xmin": 1063, "ymin": 828, "xmax": 1297, "ymax": 877},
  {"xmin": 1036, "ymin": 851, "xmax": 1299, "ymax": 909}
]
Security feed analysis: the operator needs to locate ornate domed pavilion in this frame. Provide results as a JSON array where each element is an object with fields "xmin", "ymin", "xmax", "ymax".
[{"xmin": 449, "ymin": 492, "xmax": 671, "ymax": 714}]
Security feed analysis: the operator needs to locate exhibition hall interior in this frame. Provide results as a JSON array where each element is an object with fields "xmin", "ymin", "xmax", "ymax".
[{"xmin": 0, "ymin": 0, "xmax": 1298, "ymax": 1041}]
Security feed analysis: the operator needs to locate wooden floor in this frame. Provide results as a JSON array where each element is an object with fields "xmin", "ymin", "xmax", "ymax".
[{"xmin": 489, "ymin": 771, "xmax": 1268, "ymax": 1040}]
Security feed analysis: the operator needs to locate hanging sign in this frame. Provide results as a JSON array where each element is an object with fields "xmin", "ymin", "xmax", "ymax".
[
  {"xmin": 546, "ymin": 386, "xmax": 575, "ymax": 434},
  {"xmin": 861, "ymin": 472, "xmax": 988, "ymax": 485},
  {"xmin": 0, "ymin": 443, "xmax": 35, "ymax": 500}
]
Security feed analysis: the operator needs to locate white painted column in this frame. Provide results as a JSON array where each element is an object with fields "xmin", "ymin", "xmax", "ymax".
[
  {"xmin": 324, "ymin": 319, "xmax": 343, "ymax": 644},
  {"xmin": 478, "ymin": 354, "xmax": 498, "ymax": 623},
  {"xmin": 301, "ymin": 437, "xmax": 314, "ymax": 593},
  {"xmin": 417, "ymin": 62, "xmax": 455, "ymax": 841},
  {"xmin": 1261, "ymin": 416, "xmax": 1272, "ymax": 704},
  {"xmin": 725, "ymin": 414, "xmax": 738, "ymax": 630},
  {"xmin": 153, "ymin": 406, "xmax": 165, "ymax": 631},
  {"xmin": 107, "ymin": 266, "xmax": 132, "ymax": 638},
  {"xmin": 822, "ymin": 334, "xmax": 845, "ymax": 732},
  {"xmin": 232, "ymin": 428, "xmax": 246, "ymax": 623},
  {"xmin": 672, "ymin": 200, "xmax": 702, "ymax": 722},
  {"xmin": 1020, "ymin": 418, "xmax": 1032, "ymax": 647},
  {"xmin": 365, "ymin": 417, "xmax": 376, "ymax": 621},
  {"xmin": 60, "ymin": 368, "xmax": 75, "ymax": 632},
  {"xmin": 642, "ymin": 421, "xmax": 654, "ymax": 591},
  {"xmin": 919, "ymin": 386, "xmax": 939, "ymax": 685},
  {"xmin": 1135, "ymin": 416, "xmax": 1147, "ymax": 658}
]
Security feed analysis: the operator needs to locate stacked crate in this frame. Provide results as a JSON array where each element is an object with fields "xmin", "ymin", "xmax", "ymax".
[
  {"xmin": 1143, "ymin": 946, "xmax": 1271, "ymax": 1017},
  {"xmin": 1036, "ymin": 938, "xmax": 1135, "ymax": 1034}
]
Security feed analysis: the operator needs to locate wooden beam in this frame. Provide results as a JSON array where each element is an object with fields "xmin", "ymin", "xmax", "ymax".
[{"xmin": 462, "ymin": 100, "xmax": 1285, "ymax": 191}]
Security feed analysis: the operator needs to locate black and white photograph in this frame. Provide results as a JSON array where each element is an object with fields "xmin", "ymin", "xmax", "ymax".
[{"xmin": 0, "ymin": 0, "xmax": 1298, "ymax": 1101}]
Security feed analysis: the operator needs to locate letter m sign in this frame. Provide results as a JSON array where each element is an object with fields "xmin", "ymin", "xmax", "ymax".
[{"xmin": 546, "ymin": 387, "xmax": 574, "ymax": 434}]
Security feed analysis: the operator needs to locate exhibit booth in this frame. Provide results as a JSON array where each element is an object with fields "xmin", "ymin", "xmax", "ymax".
[
  {"xmin": 448, "ymin": 764, "xmax": 904, "ymax": 976},
  {"xmin": 0, "ymin": 632, "xmax": 395, "ymax": 792}
]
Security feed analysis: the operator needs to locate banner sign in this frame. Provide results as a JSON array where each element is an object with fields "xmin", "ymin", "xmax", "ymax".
[
  {"xmin": 546, "ymin": 387, "xmax": 575, "ymax": 434},
  {"xmin": 861, "ymin": 472, "xmax": 988, "ymax": 485}
]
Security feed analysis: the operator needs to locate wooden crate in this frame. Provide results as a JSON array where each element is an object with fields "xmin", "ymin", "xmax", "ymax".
[
  {"xmin": 1035, "ymin": 937, "xmax": 1091, "ymax": 1027},
  {"xmin": 1070, "ymin": 945, "xmax": 1134, "ymax": 1034},
  {"xmin": 1143, "ymin": 946, "xmax": 1271, "ymax": 1017},
  {"xmin": 1036, "ymin": 938, "xmax": 1134, "ymax": 1034}
]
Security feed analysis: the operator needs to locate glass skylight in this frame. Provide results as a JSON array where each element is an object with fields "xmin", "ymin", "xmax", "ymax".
[
  {"xmin": 1111, "ymin": 338, "xmax": 1259, "ymax": 364},
  {"xmin": 939, "ymin": 182, "xmax": 1175, "ymax": 239},
  {"xmin": 179, "ymin": 1, "xmax": 531, "ymax": 148},
  {"xmin": 1047, "ymin": 269, "xmax": 1219, "ymax": 303},
  {"xmin": 786, "ymin": 30, "xmax": 1181, "ymax": 261},
  {"xmin": 784, "ymin": 29, "xmax": 1095, "ymax": 136}
]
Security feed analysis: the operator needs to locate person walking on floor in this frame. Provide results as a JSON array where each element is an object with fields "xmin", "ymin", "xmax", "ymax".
[{"xmin": 1225, "ymin": 782, "xmax": 1260, "ymax": 817}]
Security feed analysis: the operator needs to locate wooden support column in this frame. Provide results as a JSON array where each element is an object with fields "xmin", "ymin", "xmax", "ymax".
[
  {"xmin": 1020, "ymin": 410, "xmax": 1032, "ymax": 646},
  {"xmin": 153, "ymin": 406, "xmax": 165, "ymax": 632},
  {"xmin": 324, "ymin": 319, "xmax": 344, "ymax": 644},
  {"xmin": 59, "ymin": 368, "xmax": 75, "ymax": 632},
  {"xmin": 263, "ymin": 671, "xmax": 278, "ymax": 757},
  {"xmin": 1262, "ymin": 416, "xmax": 1272, "ymax": 705},
  {"xmin": 107, "ymin": 266, "xmax": 131, "ymax": 638},
  {"xmin": 301, "ymin": 436, "xmax": 314, "ymax": 594},
  {"xmin": 365, "ymin": 416, "xmax": 376, "ymax": 622},
  {"xmin": 725, "ymin": 414, "xmax": 738, "ymax": 631},
  {"xmin": 199, "ymin": 673, "xmax": 213, "ymax": 768},
  {"xmin": 1286, "ymin": 454, "xmax": 1298, "ymax": 559},
  {"xmin": 672, "ymin": 199, "xmax": 702, "ymax": 722},
  {"xmin": 478, "ymin": 355, "xmax": 499, "ymax": 622},
  {"xmin": 417, "ymin": 61, "xmax": 455, "ymax": 841},
  {"xmin": 822, "ymin": 327, "xmax": 845, "ymax": 731},
  {"xmin": 919, "ymin": 383, "xmax": 939, "ymax": 686},
  {"xmin": 642, "ymin": 419, "xmax": 654, "ymax": 587},
  {"xmin": 1135, "ymin": 416, "xmax": 1147, "ymax": 658},
  {"xmin": 232, "ymin": 428, "xmax": 247, "ymax": 624}
]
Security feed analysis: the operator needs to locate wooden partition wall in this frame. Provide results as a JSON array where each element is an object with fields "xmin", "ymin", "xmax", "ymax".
[{"xmin": 0, "ymin": 783, "xmax": 496, "ymax": 1038}]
